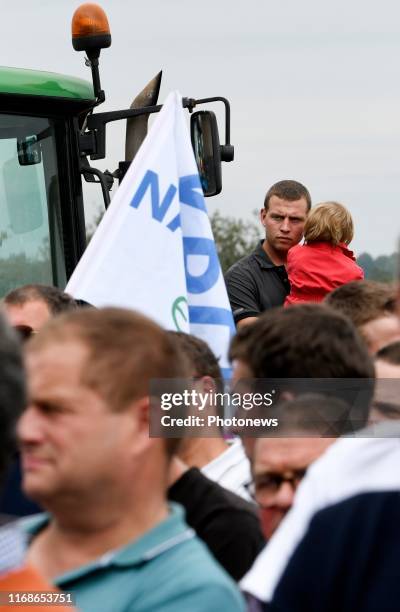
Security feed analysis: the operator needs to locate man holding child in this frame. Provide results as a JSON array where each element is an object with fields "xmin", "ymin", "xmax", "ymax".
[
  {"xmin": 226, "ymin": 180, "xmax": 363, "ymax": 324},
  {"xmin": 225, "ymin": 180, "xmax": 311, "ymax": 327}
]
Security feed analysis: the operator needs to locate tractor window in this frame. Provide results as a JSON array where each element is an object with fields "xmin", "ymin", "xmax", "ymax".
[{"xmin": 0, "ymin": 115, "xmax": 65, "ymax": 297}]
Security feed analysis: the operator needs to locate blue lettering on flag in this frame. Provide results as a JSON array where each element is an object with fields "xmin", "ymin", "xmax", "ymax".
[
  {"xmin": 189, "ymin": 306, "xmax": 235, "ymax": 332},
  {"xmin": 130, "ymin": 170, "xmax": 180, "ymax": 230},
  {"xmin": 183, "ymin": 237, "xmax": 220, "ymax": 293},
  {"xmin": 129, "ymin": 171, "xmax": 209, "ymax": 232},
  {"xmin": 167, "ymin": 214, "xmax": 181, "ymax": 232},
  {"xmin": 179, "ymin": 175, "xmax": 206, "ymax": 212}
]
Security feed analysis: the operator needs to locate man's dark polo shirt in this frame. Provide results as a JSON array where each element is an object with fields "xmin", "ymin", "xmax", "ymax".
[{"xmin": 225, "ymin": 241, "xmax": 290, "ymax": 324}]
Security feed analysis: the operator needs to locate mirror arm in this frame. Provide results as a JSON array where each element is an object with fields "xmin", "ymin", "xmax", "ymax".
[
  {"xmin": 80, "ymin": 104, "xmax": 163, "ymax": 160},
  {"xmin": 79, "ymin": 97, "xmax": 234, "ymax": 162},
  {"xmin": 182, "ymin": 96, "xmax": 234, "ymax": 162}
]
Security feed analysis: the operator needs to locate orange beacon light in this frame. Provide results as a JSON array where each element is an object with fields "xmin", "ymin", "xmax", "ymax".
[{"xmin": 72, "ymin": 3, "xmax": 111, "ymax": 53}]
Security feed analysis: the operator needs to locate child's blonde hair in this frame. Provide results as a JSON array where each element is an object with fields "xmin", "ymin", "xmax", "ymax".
[{"xmin": 304, "ymin": 201, "xmax": 354, "ymax": 246}]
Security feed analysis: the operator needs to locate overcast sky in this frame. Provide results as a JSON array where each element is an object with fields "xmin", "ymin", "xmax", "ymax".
[{"xmin": 2, "ymin": 0, "xmax": 400, "ymax": 256}]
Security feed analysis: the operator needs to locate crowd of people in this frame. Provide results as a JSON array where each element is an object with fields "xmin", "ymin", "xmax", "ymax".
[{"xmin": 0, "ymin": 179, "xmax": 399, "ymax": 610}]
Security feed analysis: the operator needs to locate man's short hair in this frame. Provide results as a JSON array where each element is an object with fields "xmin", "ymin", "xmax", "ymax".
[
  {"xmin": 264, "ymin": 180, "xmax": 312, "ymax": 212},
  {"xmin": 0, "ymin": 313, "xmax": 26, "ymax": 480},
  {"xmin": 4, "ymin": 284, "xmax": 77, "ymax": 315},
  {"xmin": 304, "ymin": 202, "xmax": 354, "ymax": 246},
  {"xmin": 324, "ymin": 281, "xmax": 396, "ymax": 328},
  {"xmin": 230, "ymin": 304, "xmax": 374, "ymax": 427},
  {"xmin": 168, "ymin": 332, "xmax": 223, "ymax": 392},
  {"xmin": 375, "ymin": 341, "xmax": 400, "ymax": 365},
  {"xmin": 28, "ymin": 307, "xmax": 189, "ymax": 411},
  {"xmin": 27, "ymin": 308, "xmax": 190, "ymax": 455},
  {"xmin": 230, "ymin": 304, "xmax": 374, "ymax": 379}
]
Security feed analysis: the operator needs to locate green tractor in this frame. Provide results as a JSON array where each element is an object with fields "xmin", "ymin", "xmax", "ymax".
[{"xmin": 0, "ymin": 3, "xmax": 233, "ymax": 297}]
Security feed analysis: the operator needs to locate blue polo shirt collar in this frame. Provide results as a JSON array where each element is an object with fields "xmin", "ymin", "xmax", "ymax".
[{"xmin": 19, "ymin": 503, "xmax": 195, "ymax": 584}]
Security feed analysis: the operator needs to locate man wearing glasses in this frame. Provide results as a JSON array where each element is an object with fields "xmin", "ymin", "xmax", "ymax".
[
  {"xmin": 249, "ymin": 436, "xmax": 332, "ymax": 539},
  {"xmin": 245, "ymin": 393, "xmax": 351, "ymax": 539},
  {"xmin": 229, "ymin": 305, "xmax": 376, "ymax": 610}
]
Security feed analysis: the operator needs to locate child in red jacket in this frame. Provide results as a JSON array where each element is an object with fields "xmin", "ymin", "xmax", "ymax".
[{"xmin": 285, "ymin": 201, "xmax": 364, "ymax": 305}]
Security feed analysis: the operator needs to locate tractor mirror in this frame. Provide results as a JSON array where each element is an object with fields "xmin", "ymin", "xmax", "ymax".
[{"xmin": 191, "ymin": 110, "xmax": 222, "ymax": 197}]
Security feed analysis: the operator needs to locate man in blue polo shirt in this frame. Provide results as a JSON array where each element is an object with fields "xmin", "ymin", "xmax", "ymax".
[{"xmin": 17, "ymin": 307, "xmax": 244, "ymax": 612}]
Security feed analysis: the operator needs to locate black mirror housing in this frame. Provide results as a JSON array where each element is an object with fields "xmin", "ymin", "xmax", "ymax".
[{"xmin": 190, "ymin": 110, "xmax": 222, "ymax": 197}]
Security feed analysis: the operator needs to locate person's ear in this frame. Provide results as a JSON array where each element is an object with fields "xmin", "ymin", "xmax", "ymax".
[
  {"xmin": 127, "ymin": 396, "xmax": 151, "ymax": 457},
  {"xmin": 194, "ymin": 375, "xmax": 217, "ymax": 395}
]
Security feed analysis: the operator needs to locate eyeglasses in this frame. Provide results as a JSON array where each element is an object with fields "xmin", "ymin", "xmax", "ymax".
[
  {"xmin": 246, "ymin": 468, "xmax": 307, "ymax": 506},
  {"xmin": 14, "ymin": 325, "xmax": 38, "ymax": 342}
]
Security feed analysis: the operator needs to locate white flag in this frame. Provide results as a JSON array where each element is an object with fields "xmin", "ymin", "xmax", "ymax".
[{"xmin": 67, "ymin": 91, "xmax": 235, "ymax": 375}]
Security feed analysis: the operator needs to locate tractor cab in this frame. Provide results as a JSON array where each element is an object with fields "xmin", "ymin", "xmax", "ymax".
[
  {"xmin": 0, "ymin": 68, "xmax": 94, "ymax": 296},
  {"xmin": 0, "ymin": 3, "xmax": 234, "ymax": 297}
]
